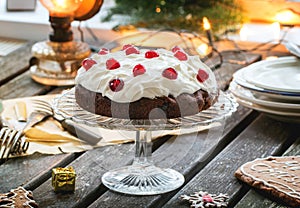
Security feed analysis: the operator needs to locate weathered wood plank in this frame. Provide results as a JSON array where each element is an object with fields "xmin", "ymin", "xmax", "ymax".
[
  {"xmin": 0, "ymin": 42, "xmax": 33, "ymax": 85},
  {"xmin": 32, "ymin": 143, "xmax": 135, "ymax": 208},
  {"xmin": 0, "ymin": 153, "xmax": 76, "ymax": 193},
  {"xmin": 234, "ymin": 136, "xmax": 300, "ymax": 208},
  {"xmin": 162, "ymin": 115, "xmax": 299, "ymax": 208},
  {"xmin": 0, "ymin": 71, "xmax": 54, "ymax": 99}
]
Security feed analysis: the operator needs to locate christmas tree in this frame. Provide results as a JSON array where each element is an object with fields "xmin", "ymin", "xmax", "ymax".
[{"xmin": 103, "ymin": 0, "xmax": 244, "ymax": 34}]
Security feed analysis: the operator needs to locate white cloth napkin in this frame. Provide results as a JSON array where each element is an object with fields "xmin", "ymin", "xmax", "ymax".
[{"xmin": 1, "ymin": 94, "xmax": 219, "ymax": 157}]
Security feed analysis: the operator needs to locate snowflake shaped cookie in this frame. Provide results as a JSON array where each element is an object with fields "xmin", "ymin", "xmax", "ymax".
[{"xmin": 181, "ymin": 191, "xmax": 229, "ymax": 208}]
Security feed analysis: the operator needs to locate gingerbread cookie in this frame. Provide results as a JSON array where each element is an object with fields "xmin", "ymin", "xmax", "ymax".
[
  {"xmin": 235, "ymin": 156, "xmax": 300, "ymax": 207},
  {"xmin": 0, "ymin": 186, "xmax": 38, "ymax": 208}
]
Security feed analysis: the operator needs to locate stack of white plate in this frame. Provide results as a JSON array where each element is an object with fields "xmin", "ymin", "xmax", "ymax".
[{"xmin": 229, "ymin": 56, "xmax": 300, "ymax": 123}]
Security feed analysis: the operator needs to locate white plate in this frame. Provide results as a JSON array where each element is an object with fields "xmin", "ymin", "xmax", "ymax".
[
  {"xmin": 229, "ymin": 82, "xmax": 300, "ymax": 113},
  {"xmin": 243, "ymin": 56, "xmax": 300, "ymax": 93},
  {"xmin": 284, "ymin": 42, "xmax": 300, "ymax": 58},
  {"xmin": 233, "ymin": 66, "xmax": 300, "ymax": 101},
  {"xmin": 234, "ymin": 97, "xmax": 300, "ymax": 123}
]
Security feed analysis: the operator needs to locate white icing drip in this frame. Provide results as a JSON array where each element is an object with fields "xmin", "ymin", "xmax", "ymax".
[
  {"xmin": 268, "ymin": 179, "xmax": 300, "ymax": 198},
  {"xmin": 75, "ymin": 48, "xmax": 218, "ymax": 103},
  {"xmin": 272, "ymin": 160, "xmax": 300, "ymax": 170},
  {"xmin": 240, "ymin": 156, "xmax": 300, "ymax": 200},
  {"xmin": 250, "ymin": 163, "xmax": 273, "ymax": 173}
]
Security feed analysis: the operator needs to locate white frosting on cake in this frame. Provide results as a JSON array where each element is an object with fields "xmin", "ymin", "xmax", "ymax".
[{"xmin": 75, "ymin": 48, "xmax": 218, "ymax": 103}]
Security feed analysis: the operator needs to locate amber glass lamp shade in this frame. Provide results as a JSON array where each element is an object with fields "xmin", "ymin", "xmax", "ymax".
[
  {"xmin": 30, "ymin": 0, "xmax": 103, "ymax": 86},
  {"xmin": 74, "ymin": 0, "xmax": 103, "ymax": 21},
  {"xmin": 40, "ymin": 0, "xmax": 82, "ymax": 17}
]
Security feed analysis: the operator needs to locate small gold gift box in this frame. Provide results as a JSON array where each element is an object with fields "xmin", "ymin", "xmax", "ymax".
[{"xmin": 52, "ymin": 166, "xmax": 76, "ymax": 192}]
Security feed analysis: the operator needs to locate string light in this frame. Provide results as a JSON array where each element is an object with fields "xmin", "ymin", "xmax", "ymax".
[
  {"xmin": 156, "ymin": 6, "xmax": 161, "ymax": 13},
  {"xmin": 202, "ymin": 17, "xmax": 213, "ymax": 46}
]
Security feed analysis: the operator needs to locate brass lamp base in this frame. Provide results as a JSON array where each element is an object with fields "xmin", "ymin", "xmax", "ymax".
[{"xmin": 30, "ymin": 41, "xmax": 91, "ymax": 86}]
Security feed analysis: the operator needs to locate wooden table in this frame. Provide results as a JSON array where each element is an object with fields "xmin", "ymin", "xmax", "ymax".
[{"xmin": 0, "ymin": 39, "xmax": 299, "ymax": 208}]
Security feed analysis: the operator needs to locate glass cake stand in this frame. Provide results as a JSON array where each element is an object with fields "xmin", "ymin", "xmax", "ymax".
[{"xmin": 53, "ymin": 88, "xmax": 238, "ymax": 195}]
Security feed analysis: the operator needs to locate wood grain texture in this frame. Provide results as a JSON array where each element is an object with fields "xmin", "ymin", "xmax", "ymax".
[
  {"xmin": 0, "ymin": 153, "xmax": 75, "ymax": 193},
  {"xmin": 33, "ymin": 143, "xmax": 136, "ymax": 208},
  {"xmin": 0, "ymin": 42, "xmax": 33, "ymax": 85},
  {"xmin": 0, "ymin": 71, "xmax": 54, "ymax": 99},
  {"xmin": 162, "ymin": 115, "xmax": 299, "ymax": 208}
]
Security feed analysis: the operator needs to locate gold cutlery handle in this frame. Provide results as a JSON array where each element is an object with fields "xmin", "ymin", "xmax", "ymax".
[{"xmin": 14, "ymin": 101, "xmax": 27, "ymax": 122}]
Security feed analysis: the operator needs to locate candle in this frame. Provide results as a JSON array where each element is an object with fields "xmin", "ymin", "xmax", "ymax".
[
  {"xmin": 271, "ymin": 22, "xmax": 280, "ymax": 43},
  {"xmin": 239, "ymin": 23, "xmax": 281, "ymax": 43},
  {"xmin": 203, "ymin": 17, "xmax": 213, "ymax": 46},
  {"xmin": 239, "ymin": 24, "xmax": 249, "ymax": 41}
]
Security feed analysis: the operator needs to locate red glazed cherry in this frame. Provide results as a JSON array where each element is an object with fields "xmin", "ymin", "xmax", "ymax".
[
  {"xmin": 145, "ymin": 50, "xmax": 159, "ymax": 58},
  {"xmin": 197, "ymin": 69, "xmax": 209, "ymax": 82},
  {"xmin": 125, "ymin": 47, "xmax": 140, "ymax": 55},
  {"xmin": 133, "ymin": 64, "xmax": 146, "ymax": 77},
  {"xmin": 98, "ymin": 50, "xmax": 108, "ymax": 55},
  {"xmin": 109, "ymin": 79, "xmax": 124, "ymax": 92},
  {"xmin": 98, "ymin": 48, "xmax": 109, "ymax": 55},
  {"xmin": 171, "ymin": 46, "xmax": 181, "ymax": 53},
  {"xmin": 174, "ymin": 51, "xmax": 188, "ymax": 61},
  {"xmin": 122, "ymin": 44, "xmax": 134, "ymax": 50},
  {"xmin": 82, "ymin": 58, "xmax": 97, "ymax": 71},
  {"xmin": 162, "ymin": 67, "xmax": 178, "ymax": 80},
  {"xmin": 106, "ymin": 58, "xmax": 120, "ymax": 70}
]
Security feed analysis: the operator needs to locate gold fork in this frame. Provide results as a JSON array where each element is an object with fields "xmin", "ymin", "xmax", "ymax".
[
  {"xmin": 0, "ymin": 100, "xmax": 25, "ymax": 160},
  {"xmin": 0, "ymin": 127, "xmax": 28, "ymax": 160},
  {"xmin": 0, "ymin": 99, "xmax": 51, "ymax": 160},
  {"xmin": 31, "ymin": 99, "xmax": 102, "ymax": 145}
]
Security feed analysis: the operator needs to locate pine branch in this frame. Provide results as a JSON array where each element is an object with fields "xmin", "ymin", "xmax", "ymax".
[{"xmin": 102, "ymin": 0, "xmax": 244, "ymax": 33}]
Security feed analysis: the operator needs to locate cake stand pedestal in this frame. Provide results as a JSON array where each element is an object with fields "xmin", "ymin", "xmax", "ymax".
[
  {"xmin": 101, "ymin": 130, "xmax": 184, "ymax": 195},
  {"xmin": 53, "ymin": 88, "xmax": 238, "ymax": 195}
]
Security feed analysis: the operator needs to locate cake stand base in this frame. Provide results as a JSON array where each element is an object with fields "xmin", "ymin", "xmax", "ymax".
[{"xmin": 102, "ymin": 163, "xmax": 184, "ymax": 195}]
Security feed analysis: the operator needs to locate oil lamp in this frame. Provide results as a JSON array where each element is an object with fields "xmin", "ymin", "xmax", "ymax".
[{"xmin": 30, "ymin": 0, "xmax": 103, "ymax": 86}]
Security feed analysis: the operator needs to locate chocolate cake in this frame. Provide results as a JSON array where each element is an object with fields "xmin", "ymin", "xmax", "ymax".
[{"xmin": 75, "ymin": 45, "xmax": 218, "ymax": 119}]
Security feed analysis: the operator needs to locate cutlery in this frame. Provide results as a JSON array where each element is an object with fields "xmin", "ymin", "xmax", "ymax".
[
  {"xmin": 32, "ymin": 99, "xmax": 102, "ymax": 146},
  {"xmin": 14, "ymin": 101, "xmax": 27, "ymax": 122},
  {"xmin": 0, "ymin": 100, "xmax": 29, "ymax": 160},
  {"xmin": 22, "ymin": 110, "xmax": 51, "ymax": 132}
]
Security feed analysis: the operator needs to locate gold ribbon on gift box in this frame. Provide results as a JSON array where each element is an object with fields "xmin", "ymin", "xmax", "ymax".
[{"xmin": 52, "ymin": 166, "xmax": 76, "ymax": 191}]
